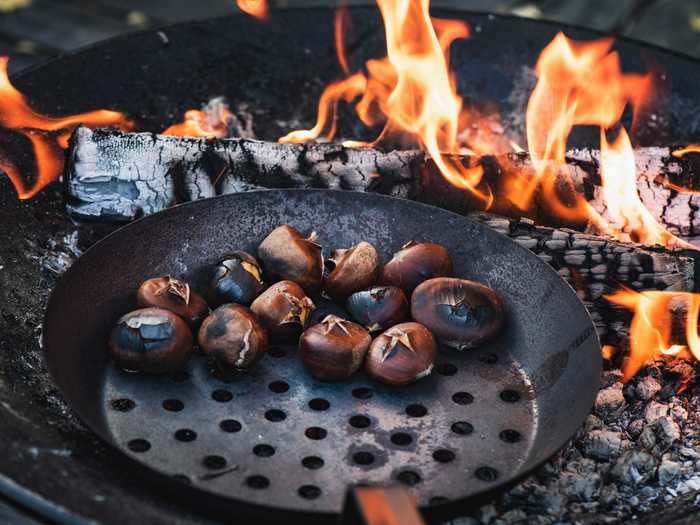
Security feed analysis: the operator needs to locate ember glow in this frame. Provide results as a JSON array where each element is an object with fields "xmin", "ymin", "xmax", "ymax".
[
  {"xmin": 0, "ymin": 57, "xmax": 132, "ymax": 198},
  {"xmin": 162, "ymin": 101, "xmax": 236, "ymax": 138},
  {"xmin": 236, "ymin": 0, "xmax": 267, "ymax": 20},
  {"xmin": 606, "ymin": 289, "xmax": 700, "ymax": 380}
]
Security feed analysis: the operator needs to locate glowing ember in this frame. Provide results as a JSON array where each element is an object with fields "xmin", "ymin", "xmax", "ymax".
[
  {"xmin": 0, "ymin": 57, "xmax": 132, "ymax": 198},
  {"xmin": 163, "ymin": 99, "xmax": 237, "ymax": 138},
  {"xmin": 522, "ymin": 32, "xmax": 688, "ymax": 249},
  {"xmin": 606, "ymin": 289, "xmax": 700, "ymax": 380},
  {"xmin": 236, "ymin": 0, "xmax": 267, "ymax": 20}
]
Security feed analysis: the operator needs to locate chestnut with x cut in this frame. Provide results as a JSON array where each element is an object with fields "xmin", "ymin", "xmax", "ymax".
[
  {"xmin": 250, "ymin": 280, "xmax": 315, "ymax": 342},
  {"xmin": 366, "ymin": 322, "xmax": 437, "ymax": 386},
  {"xmin": 137, "ymin": 276, "xmax": 209, "ymax": 327}
]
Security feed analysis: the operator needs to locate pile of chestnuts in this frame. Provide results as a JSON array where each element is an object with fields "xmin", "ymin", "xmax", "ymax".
[{"xmin": 108, "ymin": 226, "xmax": 505, "ymax": 386}]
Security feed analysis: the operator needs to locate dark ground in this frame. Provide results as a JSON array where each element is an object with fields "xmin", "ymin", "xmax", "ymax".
[{"xmin": 1, "ymin": 1, "xmax": 700, "ymax": 524}]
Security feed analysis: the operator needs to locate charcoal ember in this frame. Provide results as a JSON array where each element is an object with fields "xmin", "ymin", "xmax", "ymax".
[
  {"xmin": 653, "ymin": 417, "xmax": 682, "ymax": 454},
  {"xmin": 639, "ymin": 426, "xmax": 657, "ymax": 451},
  {"xmin": 581, "ymin": 430, "xmax": 627, "ymax": 461},
  {"xmin": 584, "ymin": 414, "xmax": 603, "ymax": 433},
  {"xmin": 669, "ymin": 402, "xmax": 689, "ymax": 423},
  {"xmin": 635, "ymin": 375, "xmax": 662, "ymax": 401},
  {"xmin": 658, "ymin": 459, "xmax": 682, "ymax": 485},
  {"xmin": 627, "ymin": 419, "xmax": 646, "ymax": 440},
  {"xmin": 594, "ymin": 384, "xmax": 626, "ymax": 418},
  {"xmin": 611, "ymin": 451, "xmax": 658, "ymax": 485},
  {"xmin": 497, "ymin": 509, "xmax": 528, "ymax": 524},
  {"xmin": 599, "ymin": 483, "xmax": 620, "ymax": 509},
  {"xmin": 644, "ymin": 400, "xmax": 670, "ymax": 423},
  {"xmin": 557, "ymin": 460, "xmax": 602, "ymax": 501},
  {"xmin": 477, "ymin": 504, "xmax": 497, "ymax": 523}
]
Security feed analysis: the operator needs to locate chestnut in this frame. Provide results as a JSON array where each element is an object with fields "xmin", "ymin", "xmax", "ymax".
[
  {"xmin": 346, "ymin": 286, "xmax": 409, "ymax": 333},
  {"xmin": 210, "ymin": 252, "xmax": 264, "ymax": 306},
  {"xmin": 257, "ymin": 225, "xmax": 323, "ymax": 292},
  {"xmin": 198, "ymin": 304, "xmax": 268, "ymax": 372},
  {"xmin": 324, "ymin": 241, "xmax": 380, "ymax": 300},
  {"xmin": 250, "ymin": 280, "xmax": 315, "ymax": 342},
  {"xmin": 136, "ymin": 275, "xmax": 209, "ymax": 327},
  {"xmin": 365, "ymin": 322, "xmax": 436, "ymax": 386},
  {"xmin": 379, "ymin": 241, "xmax": 453, "ymax": 294},
  {"xmin": 411, "ymin": 277, "xmax": 504, "ymax": 350},
  {"xmin": 299, "ymin": 315, "xmax": 371, "ymax": 381},
  {"xmin": 108, "ymin": 307, "xmax": 193, "ymax": 374}
]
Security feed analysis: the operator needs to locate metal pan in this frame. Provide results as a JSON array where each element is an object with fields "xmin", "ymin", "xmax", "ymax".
[{"xmin": 43, "ymin": 189, "xmax": 601, "ymax": 523}]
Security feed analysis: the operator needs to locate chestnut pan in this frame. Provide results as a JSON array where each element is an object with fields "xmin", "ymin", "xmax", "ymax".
[{"xmin": 43, "ymin": 189, "xmax": 601, "ymax": 524}]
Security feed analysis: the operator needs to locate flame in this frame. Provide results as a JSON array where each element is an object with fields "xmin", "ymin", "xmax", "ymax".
[
  {"xmin": 163, "ymin": 102, "xmax": 236, "ymax": 138},
  {"xmin": 521, "ymin": 33, "xmax": 689, "ymax": 249},
  {"xmin": 601, "ymin": 344, "xmax": 617, "ymax": 360},
  {"xmin": 280, "ymin": 0, "xmax": 489, "ymax": 203},
  {"xmin": 0, "ymin": 57, "xmax": 132, "ymax": 198},
  {"xmin": 606, "ymin": 289, "xmax": 700, "ymax": 380},
  {"xmin": 673, "ymin": 144, "xmax": 700, "ymax": 158},
  {"xmin": 335, "ymin": 3, "xmax": 351, "ymax": 75},
  {"xmin": 236, "ymin": 0, "xmax": 267, "ymax": 20}
]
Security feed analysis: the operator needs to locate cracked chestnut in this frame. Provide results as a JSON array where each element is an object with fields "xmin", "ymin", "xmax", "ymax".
[
  {"xmin": 257, "ymin": 225, "xmax": 323, "ymax": 292},
  {"xmin": 411, "ymin": 277, "xmax": 504, "ymax": 350},
  {"xmin": 210, "ymin": 252, "xmax": 264, "ymax": 306},
  {"xmin": 198, "ymin": 304, "xmax": 268, "ymax": 372},
  {"xmin": 346, "ymin": 286, "xmax": 409, "ymax": 333},
  {"xmin": 250, "ymin": 280, "xmax": 315, "ymax": 342},
  {"xmin": 299, "ymin": 315, "xmax": 371, "ymax": 381},
  {"xmin": 379, "ymin": 241, "xmax": 453, "ymax": 294},
  {"xmin": 108, "ymin": 307, "xmax": 193, "ymax": 374},
  {"xmin": 324, "ymin": 241, "xmax": 380, "ymax": 301},
  {"xmin": 365, "ymin": 322, "xmax": 436, "ymax": 386},
  {"xmin": 136, "ymin": 275, "xmax": 209, "ymax": 327}
]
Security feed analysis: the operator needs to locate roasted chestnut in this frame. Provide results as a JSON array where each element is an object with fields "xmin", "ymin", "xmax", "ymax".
[
  {"xmin": 299, "ymin": 315, "xmax": 371, "ymax": 381},
  {"xmin": 257, "ymin": 225, "xmax": 323, "ymax": 292},
  {"xmin": 198, "ymin": 304, "xmax": 268, "ymax": 372},
  {"xmin": 411, "ymin": 277, "xmax": 504, "ymax": 350},
  {"xmin": 346, "ymin": 286, "xmax": 409, "ymax": 333},
  {"xmin": 136, "ymin": 275, "xmax": 209, "ymax": 327},
  {"xmin": 324, "ymin": 242, "xmax": 380, "ymax": 300},
  {"xmin": 210, "ymin": 252, "xmax": 264, "ymax": 306},
  {"xmin": 379, "ymin": 241, "xmax": 453, "ymax": 293},
  {"xmin": 365, "ymin": 322, "xmax": 436, "ymax": 386},
  {"xmin": 250, "ymin": 280, "xmax": 315, "ymax": 342},
  {"xmin": 108, "ymin": 307, "xmax": 193, "ymax": 374}
]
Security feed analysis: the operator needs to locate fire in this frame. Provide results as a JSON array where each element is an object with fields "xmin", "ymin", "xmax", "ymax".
[
  {"xmin": 280, "ymin": 0, "xmax": 489, "ymax": 203},
  {"xmin": 0, "ymin": 57, "xmax": 132, "ymax": 198},
  {"xmin": 606, "ymin": 289, "xmax": 700, "ymax": 380},
  {"xmin": 673, "ymin": 144, "xmax": 700, "ymax": 158},
  {"xmin": 335, "ymin": 3, "xmax": 351, "ymax": 75},
  {"xmin": 521, "ymin": 32, "xmax": 689, "ymax": 249},
  {"xmin": 163, "ymin": 99, "xmax": 237, "ymax": 138},
  {"xmin": 236, "ymin": 0, "xmax": 267, "ymax": 20}
]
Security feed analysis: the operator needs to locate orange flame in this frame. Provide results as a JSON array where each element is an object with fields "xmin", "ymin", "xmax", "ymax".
[
  {"xmin": 236, "ymin": 0, "xmax": 267, "ymax": 20},
  {"xmin": 606, "ymin": 289, "xmax": 700, "ymax": 380},
  {"xmin": 280, "ymin": 0, "xmax": 489, "ymax": 204},
  {"xmin": 522, "ymin": 33, "xmax": 689, "ymax": 249},
  {"xmin": 0, "ymin": 57, "xmax": 132, "ymax": 198},
  {"xmin": 673, "ymin": 144, "xmax": 700, "ymax": 158},
  {"xmin": 335, "ymin": 3, "xmax": 351, "ymax": 75},
  {"xmin": 162, "ymin": 100, "xmax": 237, "ymax": 138}
]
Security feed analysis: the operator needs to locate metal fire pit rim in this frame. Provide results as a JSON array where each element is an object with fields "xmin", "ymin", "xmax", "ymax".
[{"xmin": 42, "ymin": 189, "xmax": 601, "ymax": 524}]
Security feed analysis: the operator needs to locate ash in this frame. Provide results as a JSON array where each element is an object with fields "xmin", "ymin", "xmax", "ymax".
[{"xmin": 448, "ymin": 360, "xmax": 700, "ymax": 525}]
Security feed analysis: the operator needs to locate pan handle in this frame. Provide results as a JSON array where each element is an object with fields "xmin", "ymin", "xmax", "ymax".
[{"xmin": 339, "ymin": 485, "xmax": 426, "ymax": 525}]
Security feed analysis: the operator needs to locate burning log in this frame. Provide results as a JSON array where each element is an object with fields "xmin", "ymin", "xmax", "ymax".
[
  {"xmin": 65, "ymin": 127, "xmax": 700, "ymax": 237},
  {"xmin": 63, "ymin": 127, "xmax": 696, "ymax": 347}
]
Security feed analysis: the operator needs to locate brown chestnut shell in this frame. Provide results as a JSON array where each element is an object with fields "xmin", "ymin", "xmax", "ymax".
[
  {"xmin": 379, "ymin": 241, "xmax": 453, "ymax": 293},
  {"xmin": 365, "ymin": 322, "xmax": 437, "ymax": 386},
  {"xmin": 108, "ymin": 307, "xmax": 193, "ymax": 374},
  {"xmin": 250, "ymin": 280, "xmax": 315, "ymax": 342},
  {"xmin": 257, "ymin": 225, "xmax": 323, "ymax": 292},
  {"xmin": 324, "ymin": 241, "xmax": 380, "ymax": 301},
  {"xmin": 210, "ymin": 251, "xmax": 264, "ymax": 306},
  {"xmin": 198, "ymin": 304, "xmax": 268, "ymax": 372},
  {"xmin": 136, "ymin": 275, "xmax": 209, "ymax": 327},
  {"xmin": 346, "ymin": 286, "xmax": 409, "ymax": 333},
  {"xmin": 411, "ymin": 277, "xmax": 504, "ymax": 350},
  {"xmin": 299, "ymin": 315, "xmax": 371, "ymax": 381}
]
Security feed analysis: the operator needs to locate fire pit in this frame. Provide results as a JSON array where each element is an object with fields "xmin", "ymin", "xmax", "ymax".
[{"xmin": 1, "ymin": 3, "xmax": 700, "ymax": 525}]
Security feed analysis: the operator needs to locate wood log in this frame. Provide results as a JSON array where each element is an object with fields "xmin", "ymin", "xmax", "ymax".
[{"xmin": 65, "ymin": 127, "xmax": 700, "ymax": 236}]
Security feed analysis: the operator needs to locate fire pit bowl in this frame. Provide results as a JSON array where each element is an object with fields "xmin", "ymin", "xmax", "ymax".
[{"xmin": 43, "ymin": 189, "xmax": 601, "ymax": 523}]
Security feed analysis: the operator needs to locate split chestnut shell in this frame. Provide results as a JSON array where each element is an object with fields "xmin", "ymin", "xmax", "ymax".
[
  {"xmin": 108, "ymin": 307, "xmax": 193, "ymax": 374},
  {"xmin": 379, "ymin": 241, "xmax": 453, "ymax": 294},
  {"xmin": 411, "ymin": 277, "xmax": 505, "ymax": 350},
  {"xmin": 250, "ymin": 280, "xmax": 315, "ymax": 342},
  {"xmin": 365, "ymin": 322, "xmax": 437, "ymax": 386},
  {"xmin": 210, "ymin": 251, "xmax": 264, "ymax": 306},
  {"xmin": 136, "ymin": 275, "xmax": 209, "ymax": 327},
  {"xmin": 257, "ymin": 225, "xmax": 323, "ymax": 292},
  {"xmin": 198, "ymin": 304, "xmax": 268, "ymax": 372},
  {"xmin": 346, "ymin": 286, "xmax": 409, "ymax": 333},
  {"xmin": 324, "ymin": 241, "xmax": 380, "ymax": 301},
  {"xmin": 299, "ymin": 315, "xmax": 371, "ymax": 381}
]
